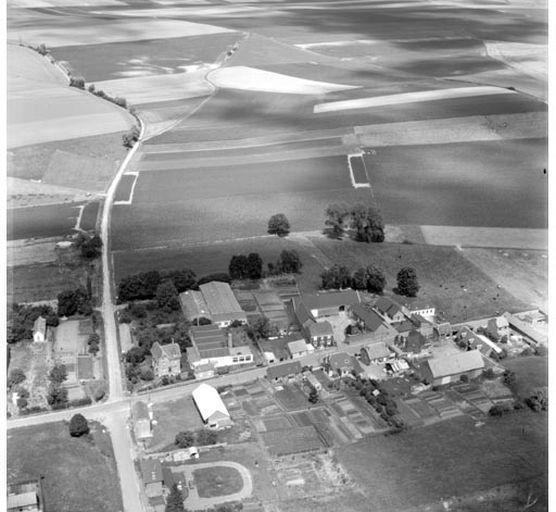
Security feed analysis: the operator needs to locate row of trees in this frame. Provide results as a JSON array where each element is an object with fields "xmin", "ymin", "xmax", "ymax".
[
  {"xmin": 325, "ymin": 203, "xmax": 385, "ymax": 243},
  {"xmin": 47, "ymin": 364, "xmax": 69, "ymax": 410},
  {"xmin": 175, "ymin": 429, "xmax": 218, "ymax": 448},
  {"xmin": 229, "ymin": 253, "xmax": 263, "ymax": 280},
  {"xmin": 57, "ymin": 287, "xmax": 93, "ymax": 317},
  {"xmin": 117, "ymin": 268, "xmax": 196, "ymax": 303}
]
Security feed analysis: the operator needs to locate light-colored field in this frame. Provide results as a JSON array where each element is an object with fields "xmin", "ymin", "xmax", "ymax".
[
  {"xmin": 354, "ymin": 111, "xmax": 547, "ymax": 147},
  {"xmin": 421, "ymin": 226, "xmax": 547, "ymax": 250},
  {"xmin": 93, "ymin": 66, "xmax": 214, "ymax": 105},
  {"xmin": 314, "ymin": 86, "xmax": 516, "ymax": 113},
  {"xmin": 9, "ymin": 19, "xmax": 233, "ymax": 48},
  {"xmin": 8, "ymin": 45, "xmax": 133, "ymax": 148},
  {"xmin": 9, "ymin": 0, "xmax": 125, "ymax": 6},
  {"xmin": 7, "ymin": 177, "xmax": 94, "ymax": 208},
  {"xmin": 208, "ymin": 66, "xmax": 357, "ymax": 94},
  {"xmin": 484, "ymin": 41, "xmax": 547, "ymax": 82},
  {"xmin": 8, "ymin": 237, "xmax": 59, "ymax": 267},
  {"xmin": 461, "ymin": 248, "xmax": 547, "ymax": 310}
]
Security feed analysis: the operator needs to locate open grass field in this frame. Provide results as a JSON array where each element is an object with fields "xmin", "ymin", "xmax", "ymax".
[
  {"xmin": 308, "ymin": 238, "xmax": 530, "ymax": 322},
  {"xmin": 7, "ymin": 263, "xmax": 85, "ymax": 303},
  {"xmin": 7, "ymin": 421, "xmax": 123, "ymax": 512},
  {"xmin": 51, "ymin": 32, "xmax": 242, "ymax": 81},
  {"xmin": 193, "ymin": 466, "xmax": 244, "ymax": 498},
  {"xmin": 362, "ymin": 138, "xmax": 547, "ymax": 229},
  {"xmin": 338, "ymin": 412, "xmax": 547, "ymax": 512},
  {"xmin": 8, "ymin": 202, "xmax": 83, "ymax": 241},
  {"xmin": 79, "ymin": 201, "xmax": 100, "ymax": 231},
  {"xmin": 502, "ymin": 356, "xmax": 547, "ymax": 398}
]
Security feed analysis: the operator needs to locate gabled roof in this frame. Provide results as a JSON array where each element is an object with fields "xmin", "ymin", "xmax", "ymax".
[
  {"xmin": 179, "ymin": 290, "xmax": 210, "ymax": 321},
  {"xmin": 426, "ymin": 350, "xmax": 484, "ymax": 379},
  {"xmin": 489, "ymin": 316, "xmax": 509, "ymax": 328},
  {"xmin": 435, "ymin": 322, "xmax": 452, "ymax": 336},
  {"xmin": 307, "ymin": 321, "xmax": 333, "ymax": 337},
  {"xmin": 287, "ymin": 339, "xmax": 308, "ymax": 354},
  {"xmin": 351, "ymin": 303, "xmax": 386, "ymax": 332},
  {"xmin": 505, "ymin": 314, "xmax": 548, "ymax": 344},
  {"xmin": 141, "ymin": 459, "xmax": 163, "ymax": 484},
  {"xmin": 292, "ymin": 297, "xmax": 315, "ymax": 326},
  {"xmin": 302, "ymin": 290, "xmax": 361, "ymax": 311},
  {"xmin": 374, "ymin": 297, "xmax": 403, "ymax": 318},
  {"xmin": 199, "ymin": 282, "xmax": 245, "ymax": 321},
  {"xmin": 266, "ymin": 361, "xmax": 302, "ymax": 379},
  {"xmin": 190, "ymin": 324, "xmax": 229, "ymax": 359},
  {"xmin": 363, "ymin": 342, "xmax": 391, "ymax": 360},
  {"xmin": 151, "ymin": 342, "xmax": 181, "ymax": 361},
  {"xmin": 32, "ymin": 316, "xmax": 46, "ymax": 336},
  {"xmin": 192, "ymin": 383, "xmax": 230, "ymax": 422}
]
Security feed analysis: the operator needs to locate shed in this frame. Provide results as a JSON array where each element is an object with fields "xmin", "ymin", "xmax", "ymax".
[{"xmin": 192, "ymin": 383, "xmax": 232, "ymax": 428}]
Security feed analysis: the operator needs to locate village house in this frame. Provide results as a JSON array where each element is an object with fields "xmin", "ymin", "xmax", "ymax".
[
  {"xmin": 132, "ymin": 401, "xmax": 152, "ymax": 444},
  {"xmin": 455, "ymin": 326, "xmax": 503, "ymax": 358},
  {"xmin": 419, "ymin": 350, "xmax": 484, "ymax": 386},
  {"xmin": 350, "ymin": 303, "xmax": 395, "ymax": 340},
  {"xmin": 192, "ymin": 383, "xmax": 233, "ymax": 429},
  {"xmin": 266, "ymin": 361, "xmax": 302, "ymax": 382},
  {"xmin": 401, "ymin": 300, "xmax": 436, "ymax": 319},
  {"xmin": 504, "ymin": 312, "xmax": 548, "ymax": 345},
  {"xmin": 306, "ymin": 321, "xmax": 334, "ymax": 348},
  {"xmin": 303, "ymin": 370, "xmax": 323, "ymax": 392},
  {"xmin": 373, "ymin": 297, "xmax": 406, "ymax": 324},
  {"xmin": 32, "ymin": 316, "xmax": 47, "ymax": 343},
  {"xmin": 180, "ymin": 281, "xmax": 247, "ymax": 328},
  {"xmin": 287, "ymin": 337, "xmax": 309, "ymax": 359},
  {"xmin": 395, "ymin": 329, "xmax": 428, "ymax": 356},
  {"xmin": 151, "ymin": 342, "xmax": 181, "ymax": 378},
  {"xmin": 486, "ymin": 316, "xmax": 510, "ymax": 341},
  {"xmin": 301, "ymin": 290, "xmax": 361, "ymax": 318},
  {"xmin": 187, "ymin": 324, "xmax": 253, "ymax": 371},
  {"xmin": 7, "ymin": 480, "xmax": 44, "ymax": 512},
  {"xmin": 360, "ymin": 342, "xmax": 391, "ymax": 364},
  {"xmin": 327, "ymin": 352, "xmax": 363, "ymax": 378},
  {"xmin": 434, "ymin": 322, "xmax": 452, "ymax": 339}
]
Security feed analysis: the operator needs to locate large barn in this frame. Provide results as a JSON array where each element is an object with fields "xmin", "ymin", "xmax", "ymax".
[{"xmin": 191, "ymin": 383, "xmax": 232, "ymax": 429}]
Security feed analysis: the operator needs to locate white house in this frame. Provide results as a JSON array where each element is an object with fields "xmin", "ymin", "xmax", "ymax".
[
  {"xmin": 32, "ymin": 316, "xmax": 47, "ymax": 343},
  {"xmin": 192, "ymin": 383, "xmax": 232, "ymax": 429}
]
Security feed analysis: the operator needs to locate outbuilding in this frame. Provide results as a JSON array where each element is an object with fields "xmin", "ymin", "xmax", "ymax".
[{"xmin": 192, "ymin": 383, "xmax": 232, "ymax": 429}]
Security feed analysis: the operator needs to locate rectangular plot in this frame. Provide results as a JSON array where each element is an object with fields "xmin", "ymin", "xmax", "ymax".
[
  {"xmin": 349, "ymin": 155, "xmax": 368, "ymax": 184},
  {"xmin": 292, "ymin": 411, "xmax": 313, "ymax": 427},
  {"xmin": 263, "ymin": 415, "xmax": 292, "ymax": 431},
  {"xmin": 79, "ymin": 201, "xmax": 100, "ymax": 231},
  {"xmin": 262, "ymin": 426, "xmax": 323, "ymax": 456},
  {"xmin": 114, "ymin": 174, "xmax": 136, "ymax": 203}
]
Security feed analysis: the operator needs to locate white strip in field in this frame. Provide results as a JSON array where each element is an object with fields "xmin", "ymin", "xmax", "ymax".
[
  {"xmin": 113, "ymin": 172, "xmax": 139, "ymax": 206},
  {"xmin": 314, "ymin": 86, "xmax": 516, "ymax": 113}
]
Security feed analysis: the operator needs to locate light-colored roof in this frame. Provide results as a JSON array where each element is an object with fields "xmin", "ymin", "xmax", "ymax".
[
  {"xmin": 363, "ymin": 342, "xmax": 391, "ymax": 360},
  {"xmin": 476, "ymin": 334, "xmax": 503, "ymax": 354},
  {"xmin": 302, "ymin": 290, "xmax": 361, "ymax": 311},
  {"xmin": 179, "ymin": 290, "xmax": 210, "ymax": 321},
  {"xmin": 151, "ymin": 342, "xmax": 181, "ymax": 361},
  {"xmin": 7, "ymin": 491, "xmax": 37, "ymax": 509},
  {"xmin": 489, "ymin": 316, "xmax": 509, "ymax": 328},
  {"xmin": 308, "ymin": 320, "xmax": 333, "ymax": 337},
  {"xmin": 192, "ymin": 383, "xmax": 230, "ymax": 422},
  {"xmin": 287, "ymin": 339, "xmax": 308, "ymax": 354},
  {"xmin": 427, "ymin": 350, "xmax": 484, "ymax": 379},
  {"xmin": 506, "ymin": 314, "xmax": 548, "ymax": 344},
  {"xmin": 199, "ymin": 282, "xmax": 246, "ymax": 322},
  {"xmin": 33, "ymin": 315, "xmax": 46, "ymax": 336}
]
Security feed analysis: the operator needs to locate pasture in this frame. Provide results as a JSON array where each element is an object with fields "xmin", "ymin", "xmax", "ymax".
[
  {"xmin": 338, "ymin": 413, "xmax": 547, "ymax": 512},
  {"xmin": 193, "ymin": 466, "xmax": 244, "ymax": 498},
  {"xmin": 502, "ymin": 356, "xmax": 548, "ymax": 399},
  {"xmin": 308, "ymin": 238, "xmax": 530, "ymax": 322},
  {"xmin": 7, "ymin": 421, "xmax": 123, "ymax": 512}
]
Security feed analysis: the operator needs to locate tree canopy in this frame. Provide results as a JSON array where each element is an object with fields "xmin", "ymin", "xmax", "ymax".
[
  {"xmin": 352, "ymin": 265, "xmax": 386, "ymax": 293},
  {"xmin": 321, "ymin": 264, "xmax": 352, "ymax": 290},
  {"xmin": 175, "ymin": 431, "xmax": 195, "ymax": 448},
  {"xmin": 57, "ymin": 287, "xmax": 92, "ymax": 317},
  {"xmin": 165, "ymin": 484, "xmax": 185, "ymax": 512},
  {"xmin": 276, "ymin": 249, "xmax": 302, "ymax": 274},
  {"xmin": 396, "ymin": 267, "xmax": 419, "ymax": 297},
  {"xmin": 155, "ymin": 280, "xmax": 181, "ymax": 312},
  {"xmin": 7, "ymin": 303, "xmax": 59, "ymax": 344},
  {"xmin": 268, "ymin": 213, "xmax": 291, "ymax": 237},
  {"xmin": 69, "ymin": 414, "xmax": 90, "ymax": 437}
]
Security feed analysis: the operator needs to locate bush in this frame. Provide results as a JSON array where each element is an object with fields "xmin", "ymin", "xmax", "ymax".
[
  {"xmin": 122, "ymin": 126, "xmax": 140, "ymax": 149},
  {"xmin": 460, "ymin": 374, "xmax": 469, "ymax": 383},
  {"xmin": 140, "ymin": 368, "xmax": 154, "ymax": 381},
  {"xmin": 69, "ymin": 397, "xmax": 92, "ymax": 408},
  {"xmin": 69, "ymin": 413, "xmax": 90, "ymax": 437},
  {"xmin": 8, "ymin": 368, "xmax": 26, "ymax": 387},
  {"xmin": 175, "ymin": 431, "xmax": 195, "ymax": 448},
  {"xmin": 17, "ymin": 397, "xmax": 28, "ymax": 409},
  {"xmin": 69, "ymin": 77, "xmax": 85, "ymax": 89},
  {"xmin": 489, "ymin": 404, "xmax": 512, "ymax": 417},
  {"xmin": 482, "ymin": 368, "xmax": 496, "ymax": 380}
]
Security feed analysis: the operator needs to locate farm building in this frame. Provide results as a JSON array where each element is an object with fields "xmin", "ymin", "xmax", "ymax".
[
  {"xmin": 486, "ymin": 316, "xmax": 510, "ymax": 340},
  {"xmin": 301, "ymin": 290, "xmax": 361, "ymax": 318},
  {"xmin": 267, "ymin": 361, "xmax": 302, "ymax": 382},
  {"xmin": 151, "ymin": 342, "xmax": 181, "ymax": 378},
  {"xmin": 140, "ymin": 458, "xmax": 163, "ymax": 498},
  {"xmin": 32, "ymin": 316, "xmax": 47, "ymax": 343},
  {"xmin": 194, "ymin": 362, "xmax": 216, "ymax": 380},
  {"xmin": 180, "ymin": 282, "xmax": 247, "ymax": 327},
  {"xmin": 192, "ymin": 383, "xmax": 232, "ymax": 429},
  {"xmin": 420, "ymin": 350, "xmax": 484, "ymax": 386},
  {"xmin": 303, "ymin": 370, "xmax": 323, "ymax": 392},
  {"xmin": 434, "ymin": 322, "xmax": 452, "ymax": 338},
  {"xmin": 350, "ymin": 303, "xmax": 394, "ymax": 339},
  {"xmin": 374, "ymin": 297, "xmax": 406, "ymax": 324},
  {"xmin": 287, "ymin": 338, "xmax": 309, "ymax": 358},
  {"xmin": 306, "ymin": 321, "xmax": 334, "ymax": 348},
  {"xmin": 504, "ymin": 313, "xmax": 548, "ymax": 345},
  {"xmin": 133, "ymin": 401, "xmax": 152, "ymax": 442},
  {"xmin": 7, "ymin": 480, "xmax": 44, "ymax": 512},
  {"xmin": 361, "ymin": 342, "xmax": 391, "ymax": 363},
  {"xmin": 455, "ymin": 326, "xmax": 502, "ymax": 357},
  {"xmin": 401, "ymin": 300, "xmax": 436, "ymax": 319},
  {"xmin": 188, "ymin": 324, "xmax": 253, "ymax": 369},
  {"xmin": 396, "ymin": 329, "xmax": 428, "ymax": 355},
  {"xmin": 252, "ymin": 290, "xmax": 290, "ymax": 335},
  {"xmin": 328, "ymin": 352, "xmax": 363, "ymax": 378}
]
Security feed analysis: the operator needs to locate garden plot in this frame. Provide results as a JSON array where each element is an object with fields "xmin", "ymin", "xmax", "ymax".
[
  {"xmin": 262, "ymin": 426, "xmax": 323, "ymax": 456},
  {"xmin": 275, "ymin": 384, "xmax": 311, "ymax": 412},
  {"xmin": 8, "ymin": 237, "xmax": 59, "ymax": 267}
]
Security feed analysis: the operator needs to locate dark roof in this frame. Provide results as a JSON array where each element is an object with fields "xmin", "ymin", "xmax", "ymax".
[
  {"xmin": 77, "ymin": 354, "xmax": 94, "ymax": 380},
  {"xmin": 307, "ymin": 321, "xmax": 333, "ymax": 337},
  {"xmin": 266, "ymin": 361, "xmax": 302, "ymax": 380},
  {"xmin": 351, "ymin": 303, "xmax": 386, "ymax": 332},
  {"xmin": 199, "ymin": 281, "xmax": 246, "ymax": 323},
  {"xmin": 395, "ymin": 320, "xmax": 418, "ymax": 333},
  {"xmin": 190, "ymin": 325, "xmax": 229, "ymax": 358},
  {"xmin": 374, "ymin": 297, "xmax": 402, "ymax": 318},
  {"xmin": 405, "ymin": 329, "xmax": 426, "ymax": 352},
  {"xmin": 292, "ymin": 297, "xmax": 315, "ymax": 326},
  {"xmin": 141, "ymin": 459, "xmax": 163, "ymax": 484},
  {"xmin": 151, "ymin": 342, "xmax": 181, "ymax": 361},
  {"xmin": 302, "ymin": 290, "xmax": 360, "ymax": 310},
  {"xmin": 363, "ymin": 342, "xmax": 391, "ymax": 360}
]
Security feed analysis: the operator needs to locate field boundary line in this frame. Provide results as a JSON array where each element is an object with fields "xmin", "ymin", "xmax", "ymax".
[
  {"xmin": 113, "ymin": 172, "xmax": 139, "ymax": 206},
  {"xmin": 347, "ymin": 153, "xmax": 371, "ymax": 190}
]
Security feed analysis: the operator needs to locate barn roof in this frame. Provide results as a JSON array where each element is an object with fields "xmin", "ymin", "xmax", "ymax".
[
  {"xmin": 199, "ymin": 282, "xmax": 245, "ymax": 321},
  {"xmin": 351, "ymin": 303, "xmax": 386, "ymax": 332},
  {"xmin": 307, "ymin": 321, "xmax": 333, "ymax": 337},
  {"xmin": 151, "ymin": 342, "xmax": 181, "ymax": 361},
  {"xmin": 190, "ymin": 324, "xmax": 229, "ymax": 359},
  {"xmin": 192, "ymin": 383, "xmax": 229, "ymax": 422},
  {"xmin": 266, "ymin": 361, "xmax": 302, "ymax": 380},
  {"xmin": 302, "ymin": 290, "xmax": 360, "ymax": 310},
  {"xmin": 426, "ymin": 350, "xmax": 484, "ymax": 379}
]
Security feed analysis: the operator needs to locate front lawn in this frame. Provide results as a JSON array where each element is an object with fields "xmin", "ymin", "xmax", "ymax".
[
  {"xmin": 7, "ymin": 421, "xmax": 122, "ymax": 512},
  {"xmin": 193, "ymin": 466, "xmax": 243, "ymax": 498}
]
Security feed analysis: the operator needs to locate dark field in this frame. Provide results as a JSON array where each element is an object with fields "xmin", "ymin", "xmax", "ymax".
[
  {"xmin": 79, "ymin": 201, "xmax": 100, "ymax": 231},
  {"xmin": 114, "ymin": 174, "xmax": 136, "ymax": 202},
  {"xmin": 8, "ymin": 202, "xmax": 83, "ymax": 240},
  {"xmin": 52, "ymin": 32, "xmax": 243, "ymax": 81},
  {"xmin": 338, "ymin": 413, "xmax": 547, "ymax": 512},
  {"xmin": 349, "ymin": 155, "xmax": 367, "ymax": 183},
  {"xmin": 7, "ymin": 422, "xmax": 123, "ymax": 512},
  {"xmin": 363, "ymin": 138, "xmax": 548, "ymax": 229}
]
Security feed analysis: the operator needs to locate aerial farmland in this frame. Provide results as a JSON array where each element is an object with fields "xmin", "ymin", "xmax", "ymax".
[{"xmin": 6, "ymin": 0, "xmax": 548, "ymax": 511}]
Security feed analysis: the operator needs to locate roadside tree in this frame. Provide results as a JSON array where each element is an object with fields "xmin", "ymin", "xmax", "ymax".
[
  {"xmin": 268, "ymin": 213, "xmax": 290, "ymax": 237},
  {"xmin": 69, "ymin": 413, "xmax": 90, "ymax": 437}
]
